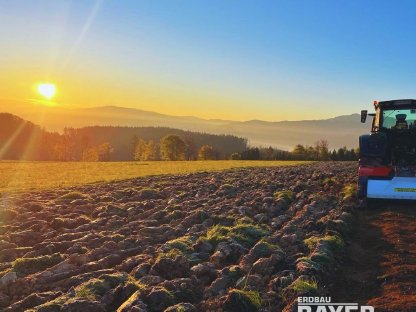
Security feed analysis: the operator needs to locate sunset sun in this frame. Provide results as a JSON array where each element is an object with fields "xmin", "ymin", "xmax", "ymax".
[{"xmin": 37, "ymin": 83, "xmax": 56, "ymax": 100}]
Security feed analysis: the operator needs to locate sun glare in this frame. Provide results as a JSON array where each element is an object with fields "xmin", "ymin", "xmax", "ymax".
[{"xmin": 37, "ymin": 83, "xmax": 56, "ymax": 100}]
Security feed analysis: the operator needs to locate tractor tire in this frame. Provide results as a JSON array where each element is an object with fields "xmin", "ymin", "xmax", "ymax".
[{"xmin": 359, "ymin": 198, "xmax": 378, "ymax": 210}]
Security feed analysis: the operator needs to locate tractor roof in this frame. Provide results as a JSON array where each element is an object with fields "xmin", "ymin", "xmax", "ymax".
[{"xmin": 378, "ymin": 99, "xmax": 416, "ymax": 108}]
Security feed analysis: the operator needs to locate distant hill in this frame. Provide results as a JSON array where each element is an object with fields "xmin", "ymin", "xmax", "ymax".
[{"xmin": 8, "ymin": 105, "xmax": 368, "ymax": 149}]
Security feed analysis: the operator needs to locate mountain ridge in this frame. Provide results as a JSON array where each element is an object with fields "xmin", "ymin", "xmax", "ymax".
[
  {"xmin": 82, "ymin": 105, "xmax": 360, "ymax": 124},
  {"xmin": 3, "ymin": 105, "xmax": 367, "ymax": 149}
]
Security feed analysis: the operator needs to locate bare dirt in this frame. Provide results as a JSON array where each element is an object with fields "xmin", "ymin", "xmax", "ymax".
[
  {"xmin": 0, "ymin": 162, "xmax": 415, "ymax": 311},
  {"xmin": 332, "ymin": 202, "xmax": 416, "ymax": 312}
]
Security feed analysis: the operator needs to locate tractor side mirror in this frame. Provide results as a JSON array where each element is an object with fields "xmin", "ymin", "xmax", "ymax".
[{"xmin": 361, "ymin": 110, "xmax": 368, "ymax": 123}]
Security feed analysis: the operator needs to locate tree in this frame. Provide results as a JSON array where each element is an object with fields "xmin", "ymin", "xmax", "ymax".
[
  {"xmin": 82, "ymin": 146, "xmax": 99, "ymax": 161},
  {"xmin": 160, "ymin": 135, "xmax": 187, "ymax": 160},
  {"xmin": 134, "ymin": 139, "xmax": 147, "ymax": 161},
  {"xmin": 52, "ymin": 128, "xmax": 76, "ymax": 161},
  {"xmin": 97, "ymin": 142, "xmax": 113, "ymax": 161},
  {"xmin": 306, "ymin": 145, "xmax": 317, "ymax": 160},
  {"xmin": 230, "ymin": 152, "xmax": 241, "ymax": 160},
  {"xmin": 240, "ymin": 148, "xmax": 260, "ymax": 160},
  {"xmin": 53, "ymin": 143, "xmax": 67, "ymax": 161},
  {"xmin": 315, "ymin": 139, "xmax": 330, "ymax": 160},
  {"xmin": 292, "ymin": 144, "xmax": 306, "ymax": 160},
  {"xmin": 80, "ymin": 134, "xmax": 92, "ymax": 161},
  {"xmin": 330, "ymin": 149, "xmax": 337, "ymax": 161},
  {"xmin": 198, "ymin": 145, "xmax": 217, "ymax": 160},
  {"xmin": 275, "ymin": 150, "xmax": 290, "ymax": 160},
  {"xmin": 183, "ymin": 135, "xmax": 198, "ymax": 160},
  {"xmin": 337, "ymin": 146, "xmax": 346, "ymax": 160},
  {"xmin": 144, "ymin": 140, "xmax": 158, "ymax": 160},
  {"xmin": 264, "ymin": 146, "xmax": 275, "ymax": 160},
  {"xmin": 131, "ymin": 135, "xmax": 139, "ymax": 160},
  {"xmin": 62, "ymin": 127, "xmax": 77, "ymax": 161}
]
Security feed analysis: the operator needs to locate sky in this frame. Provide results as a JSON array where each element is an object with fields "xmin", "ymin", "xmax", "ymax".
[{"xmin": 1, "ymin": 0, "xmax": 416, "ymax": 121}]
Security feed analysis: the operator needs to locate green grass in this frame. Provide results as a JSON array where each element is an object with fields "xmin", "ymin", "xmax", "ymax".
[
  {"xmin": 75, "ymin": 273, "xmax": 128, "ymax": 300},
  {"xmin": 28, "ymin": 273, "xmax": 140, "ymax": 311},
  {"xmin": 342, "ymin": 183, "xmax": 357, "ymax": 201},
  {"xmin": 303, "ymin": 235, "xmax": 345, "ymax": 254},
  {"xmin": 224, "ymin": 289, "xmax": 262, "ymax": 312},
  {"xmin": 59, "ymin": 191, "xmax": 86, "ymax": 200},
  {"xmin": 303, "ymin": 236, "xmax": 320, "ymax": 251},
  {"xmin": 200, "ymin": 219, "xmax": 270, "ymax": 248},
  {"xmin": 156, "ymin": 248, "xmax": 186, "ymax": 261},
  {"xmin": 322, "ymin": 235, "xmax": 345, "ymax": 252},
  {"xmin": 163, "ymin": 236, "xmax": 194, "ymax": 254},
  {"xmin": 290, "ymin": 278, "xmax": 319, "ymax": 295},
  {"xmin": 0, "ymin": 160, "xmax": 309, "ymax": 193},
  {"xmin": 273, "ymin": 190, "xmax": 294, "ymax": 209},
  {"xmin": 253, "ymin": 239, "xmax": 280, "ymax": 257},
  {"xmin": 13, "ymin": 253, "xmax": 64, "ymax": 277}
]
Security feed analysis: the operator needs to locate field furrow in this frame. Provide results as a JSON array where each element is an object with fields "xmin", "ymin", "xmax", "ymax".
[{"xmin": 0, "ymin": 162, "xmax": 359, "ymax": 311}]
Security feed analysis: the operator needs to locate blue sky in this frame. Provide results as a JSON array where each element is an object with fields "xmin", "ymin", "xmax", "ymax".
[{"xmin": 1, "ymin": 0, "xmax": 416, "ymax": 120}]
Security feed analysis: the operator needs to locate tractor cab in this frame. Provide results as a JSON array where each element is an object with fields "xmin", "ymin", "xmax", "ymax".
[
  {"xmin": 358, "ymin": 99, "xmax": 416, "ymax": 201},
  {"xmin": 361, "ymin": 99, "xmax": 416, "ymax": 133}
]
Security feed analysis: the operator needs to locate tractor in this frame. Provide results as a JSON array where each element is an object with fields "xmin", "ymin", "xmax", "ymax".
[{"xmin": 359, "ymin": 99, "xmax": 416, "ymax": 204}]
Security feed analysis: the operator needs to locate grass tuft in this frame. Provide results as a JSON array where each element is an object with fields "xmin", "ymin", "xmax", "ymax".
[
  {"xmin": 224, "ymin": 288, "xmax": 262, "ymax": 312},
  {"xmin": 304, "ymin": 235, "xmax": 344, "ymax": 253},
  {"xmin": 323, "ymin": 177, "xmax": 337, "ymax": 186},
  {"xmin": 273, "ymin": 190, "xmax": 294, "ymax": 210},
  {"xmin": 322, "ymin": 234, "xmax": 345, "ymax": 252},
  {"xmin": 163, "ymin": 236, "xmax": 193, "ymax": 254},
  {"xmin": 13, "ymin": 253, "xmax": 64, "ymax": 277},
  {"xmin": 75, "ymin": 273, "xmax": 128, "ymax": 300},
  {"xmin": 60, "ymin": 191, "xmax": 85, "ymax": 200},
  {"xmin": 200, "ymin": 219, "xmax": 270, "ymax": 248},
  {"xmin": 303, "ymin": 236, "xmax": 320, "ymax": 251},
  {"xmin": 342, "ymin": 183, "xmax": 357, "ymax": 201},
  {"xmin": 254, "ymin": 239, "xmax": 280, "ymax": 256},
  {"xmin": 290, "ymin": 278, "xmax": 318, "ymax": 295}
]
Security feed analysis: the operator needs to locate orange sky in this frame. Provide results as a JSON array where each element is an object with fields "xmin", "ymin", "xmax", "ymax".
[{"xmin": 1, "ymin": 61, "xmax": 320, "ymax": 122}]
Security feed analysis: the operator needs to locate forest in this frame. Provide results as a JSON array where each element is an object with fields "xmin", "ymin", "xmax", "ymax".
[
  {"xmin": 239, "ymin": 141, "xmax": 358, "ymax": 161},
  {"xmin": 0, "ymin": 113, "xmax": 247, "ymax": 161},
  {"xmin": 0, "ymin": 113, "xmax": 357, "ymax": 161}
]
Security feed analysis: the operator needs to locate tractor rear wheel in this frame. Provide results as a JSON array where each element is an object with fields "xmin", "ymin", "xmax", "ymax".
[{"xmin": 359, "ymin": 198, "xmax": 378, "ymax": 210}]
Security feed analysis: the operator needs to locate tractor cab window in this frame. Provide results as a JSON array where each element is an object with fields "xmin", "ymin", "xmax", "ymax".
[{"xmin": 381, "ymin": 108, "xmax": 416, "ymax": 130}]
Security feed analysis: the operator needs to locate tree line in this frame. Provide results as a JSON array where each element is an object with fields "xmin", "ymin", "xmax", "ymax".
[
  {"xmin": 0, "ymin": 113, "xmax": 358, "ymax": 161},
  {"xmin": 0, "ymin": 113, "xmax": 247, "ymax": 161},
  {"xmin": 132, "ymin": 135, "xmax": 222, "ymax": 161},
  {"xmin": 236, "ymin": 140, "xmax": 358, "ymax": 161}
]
